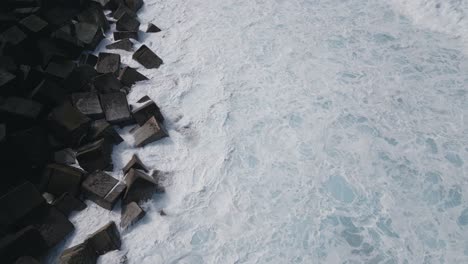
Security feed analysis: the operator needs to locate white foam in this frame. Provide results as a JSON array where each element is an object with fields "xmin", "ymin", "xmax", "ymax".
[{"xmin": 391, "ymin": 0, "xmax": 468, "ymax": 51}]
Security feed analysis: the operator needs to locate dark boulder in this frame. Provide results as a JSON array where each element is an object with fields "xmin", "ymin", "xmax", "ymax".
[
  {"xmin": 132, "ymin": 116, "xmax": 168, "ymax": 147},
  {"xmin": 132, "ymin": 45, "xmax": 163, "ymax": 69}
]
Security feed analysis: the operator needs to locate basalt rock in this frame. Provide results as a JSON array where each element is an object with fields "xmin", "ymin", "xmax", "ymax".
[
  {"xmin": 132, "ymin": 45, "xmax": 163, "ymax": 69},
  {"xmin": 96, "ymin": 53, "xmax": 120, "ymax": 75},
  {"xmin": 100, "ymin": 92, "xmax": 133, "ymax": 126},
  {"xmin": 71, "ymin": 92, "xmax": 104, "ymax": 119},
  {"xmin": 76, "ymin": 138, "xmax": 113, "ymax": 172},
  {"xmin": 106, "ymin": 38, "xmax": 133, "ymax": 51},
  {"xmin": 118, "ymin": 66, "xmax": 147, "ymax": 86}
]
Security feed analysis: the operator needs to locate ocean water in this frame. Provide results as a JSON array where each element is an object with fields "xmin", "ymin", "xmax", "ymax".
[{"xmin": 50, "ymin": 0, "xmax": 467, "ymax": 263}]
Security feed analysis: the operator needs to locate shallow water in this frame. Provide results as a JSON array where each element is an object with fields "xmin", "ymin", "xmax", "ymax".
[{"xmin": 51, "ymin": 0, "xmax": 467, "ymax": 263}]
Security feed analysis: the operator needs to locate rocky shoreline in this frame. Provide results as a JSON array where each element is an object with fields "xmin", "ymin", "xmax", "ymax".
[{"xmin": 0, "ymin": 0, "xmax": 168, "ymax": 263}]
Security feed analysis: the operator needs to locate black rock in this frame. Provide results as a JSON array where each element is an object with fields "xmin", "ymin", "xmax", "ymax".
[
  {"xmin": 64, "ymin": 65, "xmax": 98, "ymax": 93},
  {"xmin": 42, "ymin": 7, "xmax": 80, "ymax": 27},
  {"xmin": 132, "ymin": 45, "xmax": 163, "ymax": 69},
  {"xmin": 59, "ymin": 241, "xmax": 97, "ymax": 264},
  {"xmin": 81, "ymin": 171, "xmax": 125, "ymax": 210},
  {"xmin": 100, "ymin": 92, "xmax": 133, "ymax": 126},
  {"xmin": 136, "ymin": 95, "xmax": 150, "ymax": 103},
  {"xmin": 118, "ymin": 66, "xmax": 147, "ymax": 86},
  {"xmin": 123, "ymin": 169, "xmax": 162, "ymax": 205},
  {"xmin": 112, "ymin": 3, "xmax": 137, "ymax": 19},
  {"xmin": 0, "ymin": 69, "xmax": 16, "ymax": 88},
  {"xmin": 78, "ymin": 53, "xmax": 98, "ymax": 67},
  {"xmin": 132, "ymin": 99, "xmax": 164, "ymax": 125},
  {"xmin": 77, "ymin": 2, "xmax": 110, "ymax": 31},
  {"xmin": 106, "ymin": 38, "xmax": 133, "ymax": 51},
  {"xmin": 71, "ymin": 92, "xmax": 104, "ymax": 119},
  {"xmin": 30, "ymin": 206, "xmax": 75, "ymax": 248},
  {"xmin": 114, "ymin": 31, "xmax": 138, "ymax": 41},
  {"xmin": 133, "ymin": 116, "xmax": 168, "ymax": 147},
  {"xmin": 42, "ymin": 164, "xmax": 86, "ymax": 197},
  {"xmin": 14, "ymin": 256, "xmax": 41, "ymax": 264},
  {"xmin": 13, "ymin": 7, "xmax": 40, "ymax": 17},
  {"xmin": 0, "ymin": 226, "xmax": 46, "ymax": 263},
  {"xmin": 124, "ymin": 0, "xmax": 143, "ymax": 12},
  {"xmin": 0, "ymin": 96, "xmax": 42, "ymax": 120},
  {"xmin": 0, "ymin": 56, "xmax": 17, "ymax": 72},
  {"xmin": 0, "ymin": 124, "xmax": 5, "ymax": 142},
  {"xmin": 96, "ymin": 52, "xmax": 120, "ymax": 75},
  {"xmin": 0, "ymin": 182, "xmax": 45, "ymax": 231},
  {"xmin": 86, "ymin": 221, "xmax": 121, "ymax": 255},
  {"xmin": 87, "ymin": 119, "xmax": 124, "ymax": 144},
  {"xmin": 8, "ymin": 126, "xmax": 51, "ymax": 169},
  {"xmin": 53, "ymin": 193, "xmax": 87, "ymax": 217},
  {"xmin": 92, "ymin": 73, "xmax": 124, "ymax": 94},
  {"xmin": 19, "ymin": 15, "xmax": 48, "ymax": 34},
  {"xmin": 37, "ymin": 38, "xmax": 69, "ymax": 67},
  {"xmin": 116, "ymin": 13, "xmax": 140, "ymax": 32},
  {"xmin": 29, "ymin": 78, "xmax": 67, "ymax": 106},
  {"xmin": 45, "ymin": 60, "xmax": 76, "ymax": 80},
  {"xmin": 50, "ymin": 24, "xmax": 84, "ymax": 56},
  {"xmin": 48, "ymin": 102, "xmax": 91, "ymax": 147},
  {"xmin": 0, "ymin": 26, "xmax": 27, "ymax": 46},
  {"xmin": 146, "ymin": 23, "xmax": 161, "ymax": 33},
  {"xmin": 75, "ymin": 22, "xmax": 104, "ymax": 50},
  {"xmin": 53, "ymin": 148, "xmax": 76, "ymax": 165},
  {"xmin": 76, "ymin": 138, "xmax": 113, "ymax": 172},
  {"xmin": 122, "ymin": 154, "xmax": 149, "ymax": 174},
  {"xmin": 120, "ymin": 201, "xmax": 145, "ymax": 229}
]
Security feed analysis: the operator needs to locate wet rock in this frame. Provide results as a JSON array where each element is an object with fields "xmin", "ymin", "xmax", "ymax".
[
  {"xmin": 19, "ymin": 15, "xmax": 48, "ymax": 34},
  {"xmin": 76, "ymin": 138, "xmax": 113, "ymax": 172},
  {"xmin": 81, "ymin": 170, "xmax": 125, "ymax": 210},
  {"xmin": 0, "ymin": 69, "xmax": 16, "ymax": 88},
  {"xmin": 106, "ymin": 38, "xmax": 133, "ymax": 51},
  {"xmin": 53, "ymin": 193, "xmax": 87, "ymax": 217},
  {"xmin": 64, "ymin": 65, "xmax": 98, "ymax": 93},
  {"xmin": 0, "ymin": 123, "xmax": 5, "ymax": 142},
  {"xmin": 120, "ymin": 201, "xmax": 145, "ymax": 229},
  {"xmin": 93, "ymin": 73, "xmax": 124, "ymax": 94},
  {"xmin": 42, "ymin": 7, "xmax": 80, "ymax": 27},
  {"xmin": 132, "ymin": 45, "xmax": 163, "ymax": 69},
  {"xmin": 75, "ymin": 22, "xmax": 104, "ymax": 50},
  {"xmin": 112, "ymin": 4, "xmax": 137, "ymax": 19},
  {"xmin": 118, "ymin": 66, "xmax": 147, "ymax": 86},
  {"xmin": 146, "ymin": 23, "xmax": 161, "ymax": 33},
  {"xmin": 48, "ymin": 102, "xmax": 91, "ymax": 147},
  {"xmin": 29, "ymin": 78, "xmax": 67, "ymax": 106},
  {"xmin": 123, "ymin": 169, "xmax": 163, "ymax": 205},
  {"xmin": 77, "ymin": 2, "xmax": 109, "ymax": 31},
  {"xmin": 100, "ymin": 92, "xmax": 133, "ymax": 126},
  {"xmin": 0, "ymin": 96, "xmax": 42, "ymax": 120},
  {"xmin": 71, "ymin": 92, "xmax": 104, "ymax": 119},
  {"xmin": 32, "ymin": 206, "xmax": 75, "ymax": 248},
  {"xmin": 59, "ymin": 241, "xmax": 97, "ymax": 264},
  {"xmin": 14, "ymin": 256, "xmax": 40, "ymax": 264},
  {"xmin": 124, "ymin": 0, "xmax": 143, "ymax": 12},
  {"xmin": 87, "ymin": 221, "xmax": 121, "ymax": 255},
  {"xmin": 136, "ymin": 95, "xmax": 150, "ymax": 103},
  {"xmin": 96, "ymin": 52, "xmax": 121, "ymax": 75},
  {"xmin": 8, "ymin": 126, "xmax": 51, "ymax": 169},
  {"xmin": 132, "ymin": 99, "xmax": 164, "ymax": 125},
  {"xmin": 45, "ymin": 60, "xmax": 76, "ymax": 80},
  {"xmin": 133, "ymin": 116, "xmax": 168, "ymax": 147},
  {"xmin": 0, "ymin": 226, "xmax": 46, "ymax": 263},
  {"xmin": 114, "ymin": 31, "xmax": 138, "ymax": 41},
  {"xmin": 78, "ymin": 54, "xmax": 98, "ymax": 67},
  {"xmin": 116, "ymin": 13, "xmax": 140, "ymax": 32},
  {"xmin": 87, "ymin": 119, "xmax": 124, "ymax": 144},
  {"xmin": 122, "ymin": 154, "xmax": 149, "ymax": 174},
  {"xmin": 53, "ymin": 148, "xmax": 76, "ymax": 165},
  {"xmin": 0, "ymin": 182, "xmax": 45, "ymax": 231},
  {"xmin": 42, "ymin": 164, "xmax": 85, "ymax": 197},
  {"xmin": 0, "ymin": 26, "xmax": 27, "ymax": 46}
]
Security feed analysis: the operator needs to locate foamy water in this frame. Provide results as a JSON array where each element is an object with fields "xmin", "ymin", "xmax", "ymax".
[{"xmin": 49, "ymin": 0, "xmax": 467, "ymax": 263}]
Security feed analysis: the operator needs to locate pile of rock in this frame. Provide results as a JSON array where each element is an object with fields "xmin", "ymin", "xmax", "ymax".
[{"xmin": 0, "ymin": 0, "xmax": 168, "ymax": 263}]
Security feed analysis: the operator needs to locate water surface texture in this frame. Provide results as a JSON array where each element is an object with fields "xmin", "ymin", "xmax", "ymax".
[{"xmin": 53, "ymin": 0, "xmax": 467, "ymax": 263}]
